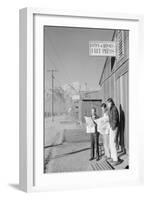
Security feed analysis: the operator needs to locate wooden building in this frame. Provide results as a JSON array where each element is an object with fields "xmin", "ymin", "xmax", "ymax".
[
  {"xmin": 70, "ymin": 90, "xmax": 102, "ymax": 123},
  {"xmin": 99, "ymin": 30, "xmax": 129, "ymax": 153},
  {"xmin": 79, "ymin": 90, "xmax": 102, "ymax": 123}
]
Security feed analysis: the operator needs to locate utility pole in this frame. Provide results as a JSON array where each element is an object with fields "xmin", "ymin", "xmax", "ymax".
[
  {"xmin": 85, "ymin": 82, "xmax": 88, "ymax": 92},
  {"xmin": 48, "ymin": 69, "xmax": 58, "ymax": 122}
]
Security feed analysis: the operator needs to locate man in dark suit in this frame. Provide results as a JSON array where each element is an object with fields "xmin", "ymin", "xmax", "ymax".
[
  {"xmin": 89, "ymin": 107, "xmax": 99, "ymax": 161},
  {"xmin": 106, "ymin": 98, "xmax": 120, "ymax": 165}
]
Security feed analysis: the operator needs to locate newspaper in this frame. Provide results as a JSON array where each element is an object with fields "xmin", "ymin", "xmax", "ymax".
[
  {"xmin": 94, "ymin": 115, "xmax": 110, "ymax": 135},
  {"xmin": 84, "ymin": 116, "xmax": 95, "ymax": 133}
]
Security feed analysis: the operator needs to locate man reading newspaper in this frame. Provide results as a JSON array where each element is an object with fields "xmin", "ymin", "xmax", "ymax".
[{"xmin": 85, "ymin": 107, "xmax": 99, "ymax": 161}]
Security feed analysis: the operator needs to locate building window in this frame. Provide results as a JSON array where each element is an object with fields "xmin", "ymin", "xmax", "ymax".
[{"xmin": 116, "ymin": 30, "xmax": 125, "ymax": 60}]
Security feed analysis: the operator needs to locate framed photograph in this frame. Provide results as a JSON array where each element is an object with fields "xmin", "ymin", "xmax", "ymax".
[{"xmin": 19, "ymin": 8, "xmax": 144, "ymax": 192}]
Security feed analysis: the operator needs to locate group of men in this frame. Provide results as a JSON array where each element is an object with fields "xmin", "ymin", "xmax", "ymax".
[{"xmin": 89, "ymin": 98, "xmax": 120, "ymax": 166}]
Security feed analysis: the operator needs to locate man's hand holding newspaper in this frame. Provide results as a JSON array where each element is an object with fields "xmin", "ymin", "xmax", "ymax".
[{"xmin": 84, "ymin": 116, "xmax": 95, "ymax": 133}]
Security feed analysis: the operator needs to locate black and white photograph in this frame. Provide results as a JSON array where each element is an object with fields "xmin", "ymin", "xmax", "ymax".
[{"xmin": 43, "ymin": 26, "xmax": 129, "ymax": 173}]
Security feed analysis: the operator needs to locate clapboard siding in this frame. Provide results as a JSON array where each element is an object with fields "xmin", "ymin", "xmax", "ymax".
[{"xmin": 99, "ymin": 30, "xmax": 129, "ymax": 153}]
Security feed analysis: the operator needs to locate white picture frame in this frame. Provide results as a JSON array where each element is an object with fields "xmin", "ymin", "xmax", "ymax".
[{"xmin": 19, "ymin": 7, "xmax": 144, "ymax": 192}]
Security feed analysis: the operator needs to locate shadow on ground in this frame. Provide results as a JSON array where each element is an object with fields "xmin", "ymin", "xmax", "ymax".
[{"xmin": 8, "ymin": 184, "xmax": 20, "ymax": 191}]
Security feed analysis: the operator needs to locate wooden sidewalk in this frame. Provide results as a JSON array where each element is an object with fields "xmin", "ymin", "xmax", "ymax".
[
  {"xmin": 88, "ymin": 152, "xmax": 129, "ymax": 171},
  {"xmin": 88, "ymin": 157, "xmax": 114, "ymax": 171}
]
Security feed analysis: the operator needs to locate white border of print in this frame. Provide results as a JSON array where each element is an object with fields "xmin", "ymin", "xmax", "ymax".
[{"xmin": 19, "ymin": 8, "xmax": 144, "ymax": 192}]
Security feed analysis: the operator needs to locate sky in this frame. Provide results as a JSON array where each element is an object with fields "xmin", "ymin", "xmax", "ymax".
[{"xmin": 44, "ymin": 26, "xmax": 114, "ymax": 93}]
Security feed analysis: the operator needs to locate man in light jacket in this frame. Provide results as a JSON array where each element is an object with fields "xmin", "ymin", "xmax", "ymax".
[{"xmin": 106, "ymin": 98, "xmax": 120, "ymax": 165}]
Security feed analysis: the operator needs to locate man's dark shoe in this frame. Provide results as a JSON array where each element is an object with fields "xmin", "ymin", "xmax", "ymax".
[
  {"xmin": 112, "ymin": 160, "xmax": 122, "ymax": 166},
  {"xmin": 89, "ymin": 157, "xmax": 94, "ymax": 161},
  {"xmin": 107, "ymin": 157, "xmax": 113, "ymax": 162}
]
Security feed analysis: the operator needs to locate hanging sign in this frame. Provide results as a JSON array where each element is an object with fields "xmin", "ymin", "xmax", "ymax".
[{"xmin": 89, "ymin": 41, "xmax": 116, "ymax": 56}]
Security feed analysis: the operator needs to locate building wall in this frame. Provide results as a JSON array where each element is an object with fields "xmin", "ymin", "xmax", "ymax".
[{"xmin": 99, "ymin": 30, "xmax": 129, "ymax": 153}]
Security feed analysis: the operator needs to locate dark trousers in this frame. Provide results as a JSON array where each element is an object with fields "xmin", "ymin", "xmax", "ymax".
[{"xmin": 90, "ymin": 132, "xmax": 99, "ymax": 159}]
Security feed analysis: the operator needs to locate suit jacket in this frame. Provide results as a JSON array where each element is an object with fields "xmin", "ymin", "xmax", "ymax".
[{"xmin": 108, "ymin": 105, "xmax": 119, "ymax": 130}]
